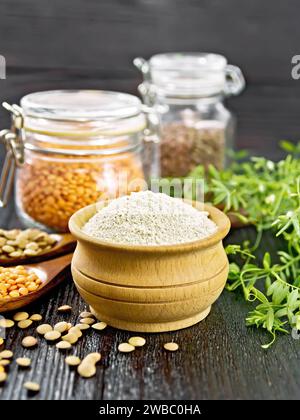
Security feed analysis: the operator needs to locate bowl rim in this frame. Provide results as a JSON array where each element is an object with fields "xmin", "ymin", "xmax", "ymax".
[{"xmin": 68, "ymin": 200, "xmax": 231, "ymax": 253}]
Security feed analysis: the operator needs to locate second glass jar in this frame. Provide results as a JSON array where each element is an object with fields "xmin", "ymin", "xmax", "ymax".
[{"xmin": 134, "ymin": 52, "xmax": 245, "ymax": 177}]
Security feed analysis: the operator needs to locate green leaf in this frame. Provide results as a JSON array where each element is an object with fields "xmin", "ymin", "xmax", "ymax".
[
  {"xmin": 288, "ymin": 289, "xmax": 299, "ymax": 308},
  {"xmin": 279, "ymin": 140, "xmax": 296, "ymax": 153},
  {"xmin": 263, "ymin": 252, "xmax": 271, "ymax": 270},
  {"xmin": 266, "ymin": 308, "xmax": 274, "ymax": 332},
  {"xmin": 248, "ymin": 287, "xmax": 269, "ymax": 304},
  {"xmin": 275, "ymin": 308, "xmax": 288, "ymax": 318}
]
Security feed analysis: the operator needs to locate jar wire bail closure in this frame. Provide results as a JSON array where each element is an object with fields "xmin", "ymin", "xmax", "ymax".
[{"xmin": 0, "ymin": 103, "xmax": 25, "ymax": 207}]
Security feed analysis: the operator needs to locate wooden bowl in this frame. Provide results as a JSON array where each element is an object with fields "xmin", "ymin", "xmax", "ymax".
[{"xmin": 69, "ymin": 201, "xmax": 231, "ymax": 332}]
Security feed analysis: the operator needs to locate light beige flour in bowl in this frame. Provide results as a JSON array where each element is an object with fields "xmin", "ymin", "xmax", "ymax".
[{"xmin": 82, "ymin": 191, "xmax": 217, "ymax": 246}]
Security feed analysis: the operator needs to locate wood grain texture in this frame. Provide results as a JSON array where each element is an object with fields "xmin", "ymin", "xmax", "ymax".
[
  {"xmin": 0, "ymin": 0, "xmax": 299, "ymax": 85},
  {"xmin": 0, "ymin": 0, "xmax": 300, "ymax": 150},
  {"xmin": 1, "ymin": 238, "xmax": 300, "ymax": 400},
  {"xmin": 0, "ymin": 218, "xmax": 299, "ymax": 400}
]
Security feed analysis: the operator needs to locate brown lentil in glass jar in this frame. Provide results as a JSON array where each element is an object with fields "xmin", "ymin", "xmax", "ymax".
[{"xmin": 135, "ymin": 53, "xmax": 245, "ymax": 177}]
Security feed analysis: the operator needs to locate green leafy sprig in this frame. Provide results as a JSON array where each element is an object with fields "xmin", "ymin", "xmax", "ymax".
[{"xmin": 188, "ymin": 140, "xmax": 300, "ymax": 348}]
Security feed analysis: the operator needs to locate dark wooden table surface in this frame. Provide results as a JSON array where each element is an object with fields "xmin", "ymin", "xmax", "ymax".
[
  {"xmin": 1, "ymin": 206, "xmax": 299, "ymax": 400},
  {"xmin": 1, "ymin": 0, "xmax": 300, "ymax": 401}
]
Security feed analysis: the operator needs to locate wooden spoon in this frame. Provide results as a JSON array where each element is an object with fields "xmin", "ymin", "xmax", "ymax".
[
  {"xmin": 0, "ymin": 253, "xmax": 73, "ymax": 313},
  {"xmin": 0, "ymin": 233, "xmax": 76, "ymax": 266}
]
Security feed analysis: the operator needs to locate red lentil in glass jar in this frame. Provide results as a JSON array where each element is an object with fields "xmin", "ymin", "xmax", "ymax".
[
  {"xmin": 134, "ymin": 53, "xmax": 245, "ymax": 177},
  {"xmin": 0, "ymin": 90, "xmax": 159, "ymax": 232}
]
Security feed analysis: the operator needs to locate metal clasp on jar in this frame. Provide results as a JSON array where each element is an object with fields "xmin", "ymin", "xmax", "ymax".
[
  {"xmin": 0, "ymin": 103, "xmax": 25, "ymax": 207},
  {"xmin": 140, "ymin": 100, "xmax": 167, "ymax": 180}
]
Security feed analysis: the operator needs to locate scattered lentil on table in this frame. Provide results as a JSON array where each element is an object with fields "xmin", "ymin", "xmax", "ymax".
[
  {"xmin": 0, "ymin": 307, "xmax": 183, "ymax": 390},
  {"xmin": 21, "ymin": 336, "xmax": 37, "ymax": 348},
  {"xmin": 36, "ymin": 324, "xmax": 53, "ymax": 335},
  {"xmin": 77, "ymin": 353, "xmax": 101, "ymax": 378},
  {"xmin": 128, "ymin": 337, "xmax": 146, "ymax": 347},
  {"xmin": 62, "ymin": 332, "xmax": 78, "ymax": 344},
  {"xmin": 54, "ymin": 321, "xmax": 69, "ymax": 333},
  {"xmin": 56, "ymin": 341, "xmax": 72, "ymax": 350},
  {"xmin": 118, "ymin": 343, "xmax": 135, "ymax": 353},
  {"xmin": 57, "ymin": 305, "xmax": 72, "ymax": 313},
  {"xmin": 163, "ymin": 342, "xmax": 179, "ymax": 352},
  {"xmin": 65, "ymin": 356, "xmax": 81, "ymax": 367},
  {"xmin": 44, "ymin": 330, "xmax": 61, "ymax": 341},
  {"xmin": 23, "ymin": 381, "xmax": 40, "ymax": 392},
  {"xmin": 0, "ymin": 350, "xmax": 13, "ymax": 359},
  {"xmin": 91, "ymin": 322, "xmax": 107, "ymax": 331},
  {"xmin": 0, "ymin": 319, "xmax": 14, "ymax": 328},
  {"xmin": 18, "ymin": 319, "xmax": 33, "ymax": 329},
  {"xmin": 16, "ymin": 357, "xmax": 31, "ymax": 367},
  {"xmin": 0, "ymin": 372, "xmax": 7, "ymax": 383},
  {"xmin": 13, "ymin": 312, "xmax": 29, "ymax": 321}
]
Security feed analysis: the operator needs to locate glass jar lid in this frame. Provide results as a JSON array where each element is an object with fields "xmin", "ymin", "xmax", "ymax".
[
  {"xmin": 21, "ymin": 90, "xmax": 142, "ymax": 121},
  {"xmin": 20, "ymin": 90, "xmax": 146, "ymax": 138},
  {"xmin": 135, "ymin": 52, "xmax": 245, "ymax": 98}
]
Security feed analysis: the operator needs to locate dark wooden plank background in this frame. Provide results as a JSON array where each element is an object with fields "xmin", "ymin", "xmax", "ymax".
[
  {"xmin": 0, "ymin": 0, "xmax": 300, "ymax": 157},
  {"xmin": 1, "ymin": 0, "xmax": 300, "ymax": 400}
]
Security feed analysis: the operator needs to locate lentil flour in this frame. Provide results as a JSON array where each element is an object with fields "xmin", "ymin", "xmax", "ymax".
[{"xmin": 83, "ymin": 191, "xmax": 217, "ymax": 246}]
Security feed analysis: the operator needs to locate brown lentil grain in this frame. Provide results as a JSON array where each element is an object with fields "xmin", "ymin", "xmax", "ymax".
[
  {"xmin": 91, "ymin": 322, "xmax": 107, "ymax": 331},
  {"xmin": 0, "ymin": 229, "xmax": 57, "ymax": 260},
  {"xmin": 18, "ymin": 319, "xmax": 33, "ymax": 329},
  {"xmin": 80, "ymin": 317, "xmax": 95, "ymax": 325},
  {"xmin": 62, "ymin": 333, "xmax": 78, "ymax": 344},
  {"xmin": 57, "ymin": 305, "xmax": 72, "ymax": 312},
  {"xmin": 30, "ymin": 314, "xmax": 43, "ymax": 321},
  {"xmin": 44, "ymin": 330, "xmax": 61, "ymax": 341},
  {"xmin": 65, "ymin": 356, "xmax": 81, "ymax": 366},
  {"xmin": 54, "ymin": 322, "xmax": 69, "ymax": 333},
  {"xmin": 77, "ymin": 362, "xmax": 96, "ymax": 378},
  {"xmin": 22, "ymin": 336, "xmax": 37, "ymax": 348},
  {"xmin": 23, "ymin": 381, "xmax": 40, "ymax": 392},
  {"xmin": 128, "ymin": 337, "xmax": 146, "ymax": 347},
  {"xmin": 0, "ymin": 372, "xmax": 7, "ymax": 383},
  {"xmin": 56, "ymin": 341, "xmax": 72, "ymax": 350},
  {"xmin": 118, "ymin": 343, "xmax": 135, "ymax": 353},
  {"xmin": 13, "ymin": 312, "xmax": 29, "ymax": 321},
  {"xmin": 36, "ymin": 324, "xmax": 53, "ymax": 335},
  {"xmin": 85, "ymin": 352, "xmax": 101, "ymax": 363},
  {"xmin": 77, "ymin": 353, "xmax": 101, "ymax": 378},
  {"xmin": 163, "ymin": 342, "xmax": 179, "ymax": 352},
  {"xmin": 75, "ymin": 323, "xmax": 90, "ymax": 331},
  {"xmin": 0, "ymin": 319, "xmax": 14, "ymax": 328},
  {"xmin": 16, "ymin": 357, "xmax": 31, "ymax": 367},
  {"xmin": 160, "ymin": 122, "xmax": 225, "ymax": 177},
  {"xmin": 68, "ymin": 326, "xmax": 82, "ymax": 338},
  {"xmin": 0, "ymin": 350, "xmax": 13, "ymax": 359},
  {"xmin": 79, "ymin": 311, "xmax": 94, "ymax": 318}
]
